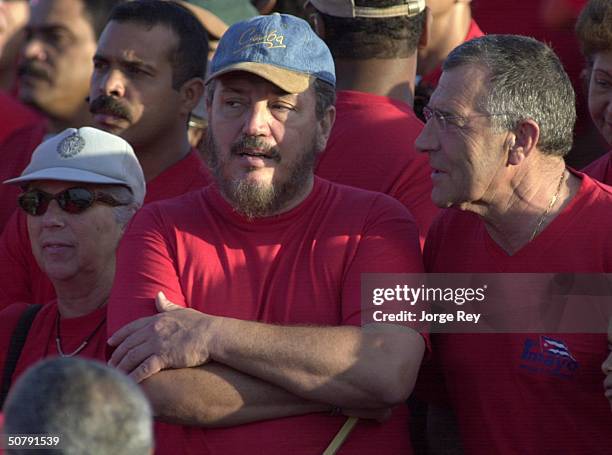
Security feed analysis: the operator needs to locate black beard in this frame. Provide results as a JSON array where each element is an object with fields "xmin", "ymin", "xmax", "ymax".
[{"xmin": 205, "ymin": 131, "xmax": 318, "ymax": 219}]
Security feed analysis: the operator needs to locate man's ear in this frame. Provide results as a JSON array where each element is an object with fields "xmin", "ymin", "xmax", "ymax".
[
  {"xmin": 507, "ymin": 119, "xmax": 540, "ymax": 166},
  {"xmin": 316, "ymin": 105, "xmax": 336, "ymax": 152},
  {"xmin": 178, "ymin": 77, "xmax": 205, "ymax": 117}
]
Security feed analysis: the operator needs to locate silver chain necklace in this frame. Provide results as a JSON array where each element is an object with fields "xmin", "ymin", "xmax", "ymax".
[{"xmin": 55, "ymin": 311, "xmax": 106, "ymax": 358}]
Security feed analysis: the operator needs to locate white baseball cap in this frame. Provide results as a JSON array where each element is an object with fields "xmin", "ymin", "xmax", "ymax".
[{"xmin": 4, "ymin": 127, "xmax": 146, "ymax": 206}]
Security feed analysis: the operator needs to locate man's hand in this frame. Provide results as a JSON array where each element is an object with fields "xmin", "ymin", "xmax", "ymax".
[
  {"xmin": 603, "ymin": 318, "xmax": 612, "ymax": 411},
  {"xmin": 108, "ymin": 292, "xmax": 215, "ymax": 382}
]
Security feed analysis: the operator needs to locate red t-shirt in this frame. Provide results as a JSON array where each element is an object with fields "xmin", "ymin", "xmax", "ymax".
[
  {"xmin": 422, "ymin": 170, "xmax": 612, "ymax": 454},
  {"xmin": 108, "ymin": 177, "xmax": 424, "ymax": 455},
  {"xmin": 582, "ymin": 150, "xmax": 612, "ymax": 185},
  {"xmin": 316, "ymin": 90, "xmax": 438, "ymax": 245},
  {"xmin": 0, "ymin": 301, "xmax": 107, "ymax": 390},
  {"xmin": 0, "ymin": 149, "xmax": 211, "ymax": 311},
  {"xmin": 0, "ymin": 91, "xmax": 43, "ymax": 145},
  {"xmin": 0, "ymin": 122, "xmax": 46, "ymax": 233}
]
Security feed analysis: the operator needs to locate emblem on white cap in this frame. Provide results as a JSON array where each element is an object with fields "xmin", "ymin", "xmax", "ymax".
[{"xmin": 57, "ymin": 132, "xmax": 86, "ymax": 159}]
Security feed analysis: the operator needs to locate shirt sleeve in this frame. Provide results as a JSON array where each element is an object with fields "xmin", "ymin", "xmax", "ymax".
[
  {"xmin": 107, "ymin": 203, "xmax": 187, "ymax": 338},
  {"xmin": 340, "ymin": 194, "xmax": 425, "ymax": 326}
]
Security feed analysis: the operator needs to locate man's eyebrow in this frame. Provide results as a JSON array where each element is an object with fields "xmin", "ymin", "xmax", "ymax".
[
  {"xmin": 594, "ymin": 68, "xmax": 612, "ymax": 78},
  {"xmin": 28, "ymin": 24, "xmax": 74, "ymax": 37},
  {"xmin": 92, "ymin": 54, "xmax": 156, "ymax": 73}
]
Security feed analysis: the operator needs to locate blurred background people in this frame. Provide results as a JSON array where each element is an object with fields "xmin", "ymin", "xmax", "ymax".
[
  {"xmin": 0, "ymin": 0, "xmax": 29, "ymax": 92},
  {"xmin": 3, "ymin": 357, "xmax": 153, "ymax": 455},
  {"xmin": 576, "ymin": 0, "xmax": 612, "ymax": 183},
  {"xmin": 415, "ymin": 0, "xmax": 483, "ymax": 120},
  {"xmin": 19, "ymin": 0, "xmax": 122, "ymax": 134}
]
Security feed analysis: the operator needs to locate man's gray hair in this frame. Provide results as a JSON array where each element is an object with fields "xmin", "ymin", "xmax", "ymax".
[
  {"xmin": 443, "ymin": 34, "xmax": 576, "ymax": 157},
  {"xmin": 3, "ymin": 357, "xmax": 153, "ymax": 455}
]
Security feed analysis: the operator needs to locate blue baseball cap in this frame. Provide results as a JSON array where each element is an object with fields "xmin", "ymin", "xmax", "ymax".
[{"xmin": 206, "ymin": 13, "xmax": 335, "ymax": 93}]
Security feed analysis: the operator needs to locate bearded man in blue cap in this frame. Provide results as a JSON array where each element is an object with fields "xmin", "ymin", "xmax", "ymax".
[{"xmin": 107, "ymin": 13, "xmax": 426, "ymax": 455}]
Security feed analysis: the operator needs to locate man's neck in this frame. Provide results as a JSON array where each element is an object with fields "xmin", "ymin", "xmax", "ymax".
[
  {"xmin": 465, "ymin": 158, "xmax": 579, "ymax": 255},
  {"xmin": 334, "ymin": 57, "xmax": 417, "ymax": 106},
  {"xmin": 134, "ymin": 127, "xmax": 192, "ymax": 182},
  {"xmin": 0, "ymin": 68, "xmax": 17, "ymax": 93},
  {"xmin": 47, "ymin": 106, "xmax": 94, "ymax": 135},
  {"xmin": 418, "ymin": 3, "xmax": 472, "ymax": 77}
]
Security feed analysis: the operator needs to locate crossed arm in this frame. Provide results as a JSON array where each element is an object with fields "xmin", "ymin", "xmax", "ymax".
[{"xmin": 108, "ymin": 293, "xmax": 425, "ymax": 426}]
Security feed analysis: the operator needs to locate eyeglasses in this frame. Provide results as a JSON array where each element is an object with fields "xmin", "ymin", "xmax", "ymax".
[
  {"xmin": 18, "ymin": 187, "xmax": 126, "ymax": 216},
  {"xmin": 422, "ymin": 106, "xmax": 510, "ymax": 131}
]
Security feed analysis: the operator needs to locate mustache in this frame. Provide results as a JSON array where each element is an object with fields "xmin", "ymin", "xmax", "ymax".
[
  {"xmin": 231, "ymin": 136, "xmax": 281, "ymax": 162},
  {"xmin": 88, "ymin": 95, "xmax": 132, "ymax": 122},
  {"xmin": 18, "ymin": 62, "xmax": 52, "ymax": 82}
]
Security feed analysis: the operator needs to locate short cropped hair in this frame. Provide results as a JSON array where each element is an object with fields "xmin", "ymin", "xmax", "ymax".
[
  {"xmin": 443, "ymin": 35, "xmax": 576, "ymax": 157},
  {"xmin": 315, "ymin": 0, "xmax": 426, "ymax": 59},
  {"xmin": 575, "ymin": 0, "xmax": 612, "ymax": 65},
  {"xmin": 108, "ymin": 0, "xmax": 208, "ymax": 89},
  {"xmin": 3, "ymin": 357, "xmax": 153, "ymax": 455}
]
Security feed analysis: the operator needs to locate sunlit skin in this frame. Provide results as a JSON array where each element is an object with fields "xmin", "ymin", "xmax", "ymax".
[
  {"xmin": 0, "ymin": 0, "xmax": 29, "ymax": 72},
  {"xmin": 27, "ymin": 180, "xmax": 123, "ymax": 298},
  {"xmin": 207, "ymin": 72, "xmax": 334, "ymax": 214},
  {"xmin": 89, "ymin": 21, "xmax": 184, "ymax": 148},
  {"xmin": 415, "ymin": 65, "xmax": 508, "ymax": 210},
  {"xmin": 588, "ymin": 50, "xmax": 612, "ymax": 147}
]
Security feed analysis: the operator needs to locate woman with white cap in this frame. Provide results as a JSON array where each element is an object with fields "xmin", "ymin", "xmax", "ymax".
[{"xmin": 0, "ymin": 126, "xmax": 145, "ymax": 408}]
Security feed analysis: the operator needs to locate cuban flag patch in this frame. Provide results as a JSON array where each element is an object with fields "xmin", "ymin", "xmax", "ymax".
[{"xmin": 540, "ymin": 335, "xmax": 576, "ymax": 361}]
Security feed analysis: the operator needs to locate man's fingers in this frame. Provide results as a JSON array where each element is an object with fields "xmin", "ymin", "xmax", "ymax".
[
  {"xmin": 155, "ymin": 291, "xmax": 183, "ymax": 313},
  {"xmin": 108, "ymin": 316, "xmax": 154, "ymax": 346},
  {"xmin": 129, "ymin": 354, "xmax": 164, "ymax": 383},
  {"xmin": 114, "ymin": 342, "xmax": 159, "ymax": 375},
  {"xmin": 108, "ymin": 329, "xmax": 151, "ymax": 367}
]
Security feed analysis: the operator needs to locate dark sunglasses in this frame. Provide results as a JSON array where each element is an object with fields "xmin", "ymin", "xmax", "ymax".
[{"xmin": 18, "ymin": 187, "xmax": 127, "ymax": 216}]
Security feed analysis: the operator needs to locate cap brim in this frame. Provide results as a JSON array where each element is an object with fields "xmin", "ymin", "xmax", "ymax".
[
  {"xmin": 4, "ymin": 167, "xmax": 128, "ymax": 187},
  {"xmin": 205, "ymin": 62, "xmax": 315, "ymax": 93}
]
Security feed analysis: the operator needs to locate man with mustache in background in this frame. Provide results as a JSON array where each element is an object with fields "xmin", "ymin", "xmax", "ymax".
[
  {"xmin": 0, "ymin": 0, "xmax": 123, "ymax": 230},
  {"xmin": 0, "ymin": 0, "xmax": 211, "ymax": 310}
]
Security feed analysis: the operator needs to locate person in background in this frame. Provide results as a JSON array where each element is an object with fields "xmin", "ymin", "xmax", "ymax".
[
  {"xmin": 305, "ymin": 0, "xmax": 438, "ymax": 246},
  {"xmin": 414, "ymin": 0, "xmax": 483, "ymax": 119},
  {"xmin": 577, "ymin": 0, "xmax": 612, "ymax": 183},
  {"xmin": 0, "ymin": 0, "xmax": 124, "ymax": 232},
  {"xmin": 0, "ymin": 127, "xmax": 144, "ymax": 413},
  {"xmin": 0, "ymin": 0, "xmax": 29, "ymax": 92},
  {"xmin": 3, "ymin": 357, "xmax": 153, "ymax": 455},
  {"xmin": 0, "ymin": 0, "xmax": 211, "ymax": 312}
]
